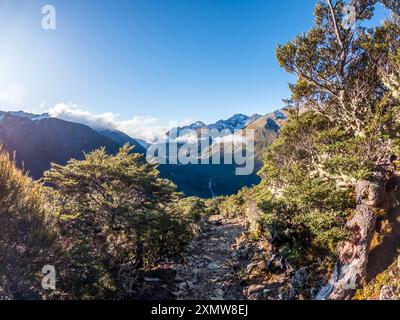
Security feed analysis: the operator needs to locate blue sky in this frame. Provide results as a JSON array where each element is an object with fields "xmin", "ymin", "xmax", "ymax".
[{"xmin": 0, "ymin": 0, "xmax": 389, "ymax": 140}]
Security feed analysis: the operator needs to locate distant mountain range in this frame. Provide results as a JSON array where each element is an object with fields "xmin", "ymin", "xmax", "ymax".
[
  {"xmin": 169, "ymin": 113, "xmax": 262, "ymax": 137},
  {"xmin": 0, "ymin": 109, "xmax": 292, "ymax": 197}
]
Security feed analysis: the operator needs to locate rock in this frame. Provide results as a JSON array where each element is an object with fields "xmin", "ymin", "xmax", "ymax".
[
  {"xmin": 211, "ymin": 289, "xmax": 225, "ymax": 300},
  {"xmin": 175, "ymin": 276, "xmax": 184, "ymax": 282},
  {"xmin": 266, "ymin": 253, "xmax": 294, "ymax": 275},
  {"xmin": 310, "ymin": 287, "xmax": 317, "ymax": 298},
  {"xmin": 380, "ymin": 286, "xmax": 398, "ymax": 300},
  {"xmin": 247, "ymin": 293, "xmax": 261, "ymax": 300},
  {"xmin": 172, "ymin": 290, "xmax": 187, "ymax": 297},
  {"xmin": 178, "ymin": 282, "xmax": 188, "ymax": 291},
  {"xmin": 214, "ymin": 288, "xmax": 224, "ymax": 296},
  {"xmin": 247, "ymin": 284, "xmax": 265, "ymax": 296},
  {"xmin": 289, "ymin": 267, "xmax": 309, "ymax": 299},
  {"xmin": 208, "ymin": 262, "xmax": 220, "ymax": 270},
  {"xmin": 144, "ymin": 277, "xmax": 161, "ymax": 282},
  {"xmin": 262, "ymin": 289, "xmax": 270, "ymax": 299},
  {"xmin": 193, "ymin": 268, "xmax": 200, "ymax": 274},
  {"xmin": 187, "ymin": 281, "xmax": 194, "ymax": 289}
]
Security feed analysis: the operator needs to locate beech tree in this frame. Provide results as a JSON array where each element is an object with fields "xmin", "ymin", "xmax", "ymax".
[
  {"xmin": 44, "ymin": 145, "xmax": 193, "ymax": 299},
  {"xmin": 275, "ymin": 0, "xmax": 400, "ymax": 299}
]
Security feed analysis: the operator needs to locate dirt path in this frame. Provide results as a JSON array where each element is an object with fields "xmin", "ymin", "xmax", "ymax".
[{"xmin": 171, "ymin": 215, "xmax": 251, "ymax": 300}]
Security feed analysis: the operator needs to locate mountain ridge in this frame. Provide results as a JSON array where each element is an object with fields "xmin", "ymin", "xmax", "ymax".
[{"xmin": 0, "ymin": 108, "xmax": 290, "ymax": 197}]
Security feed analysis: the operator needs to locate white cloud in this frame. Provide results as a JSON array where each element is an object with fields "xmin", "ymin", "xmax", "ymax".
[
  {"xmin": 48, "ymin": 103, "xmax": 168, "ymax": 143},
  {"xmin": 117, "ymin": 117, "xmax": 167, "ymax": 143},
  {"xmin": 48, "ymin": 103, "xmax": 116, "ymax": 129},
  {"xmin": 0, "ymin": 84, "xmax": 26, "ymax": 107},
  {"xmin": 213, "ymin": 133, "xmax": 247, "ymax": 145}
]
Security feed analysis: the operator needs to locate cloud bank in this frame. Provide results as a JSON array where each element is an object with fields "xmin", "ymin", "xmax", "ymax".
[{"xmin": 48, "ymin": 103, "xmax": 167, "ymax": 143}]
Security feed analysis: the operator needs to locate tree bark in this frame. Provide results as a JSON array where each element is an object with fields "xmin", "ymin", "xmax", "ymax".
[{"xmin": 316, "ymin": 174, "xmax": 386, "ymax": 300}]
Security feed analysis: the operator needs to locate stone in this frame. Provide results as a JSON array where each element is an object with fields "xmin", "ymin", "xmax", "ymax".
[
  {"xmin": 208, "ymin": 262, "xmax": 220, "ymax": 270},
  {"xmin": 247, "ymin": 284, "xmax": 265, "ymax": 296},
  {"xmin": 178, "ymin": 282, "xmax": 188, "ymax": 290},
  {"xmin": 290, "ymin": 267, "xmax": 308, "ymax": 293},
  {"xmin": 171, "ymin": 290, "xmax": 187, "ymax": 297},
  {"xmin": 380, "ymin": 286, "xmax": 398, "ymax": 300},
  {"xmin": 187, "ymin": 281, "xmax": 194, "ymax": 289},
  {"xmin": 210, "ymin": 289, "xmax": 225, "ymax": 300},
  {"xmin": 262, "ymin": 289, "xmax": 270, "ymax": 299},
  {"xmin": 144, "ymin": 277, "xmax": 161, "ymax": 282},
  {"xmin": 214, "ymin": 288, "xmax": 224, "ymax": 296}
]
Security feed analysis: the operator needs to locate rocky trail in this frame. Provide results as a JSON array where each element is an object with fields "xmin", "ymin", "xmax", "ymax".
[
  {"xmin": 138, "ymin": 208, "xmax": 400, "ymax": 301},
  {"xmin": 172, "ymin": 215, "xmax": 250, "ymax": 300},
  {"xmin": 139, "ymin": 214, "xmax": 298, "ymax": 300}
]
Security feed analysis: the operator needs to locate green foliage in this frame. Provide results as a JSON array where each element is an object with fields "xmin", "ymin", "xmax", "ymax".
[
  {"xmin": 223, "ymin": 112, "xmax": 355, "ymax": 264},
  {"xmin": 258, "ymin": 128, "xmax": 352, "ymax": 263},
  {"xmin": 44, "ymin": 145, "xmax": 197, "ymax": 299},
  {"xmin": 0, "ymin": 147, "xmax": 58, "ymax": 299},
  {"xmin": 276, "ymin": 1, "xmax": 400, "ymax": 169},
  {"xmin": 169, "ymin": 197, "xmax": 207, "ymax": 223},
  {"xmin": 252, "ymin": 0, "xmax": 400, "ymax": 265}
]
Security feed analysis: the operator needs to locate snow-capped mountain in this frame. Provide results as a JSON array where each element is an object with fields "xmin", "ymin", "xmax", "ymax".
[
  {"xmin": 0, "ymin": 110, "xmax": 146, "ymax": 154},
  {"xmin": 208, "ymin": 113, "xmax": 261, "ymax": 131},
  {"xmin": 0, "ymin": 110, "xmax": 49, "ymax": 122},
  {"xmin": 170, "ymin": 113, "xmax": 262, "ymax": 137}
]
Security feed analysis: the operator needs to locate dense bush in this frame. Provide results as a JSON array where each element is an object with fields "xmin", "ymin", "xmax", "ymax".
[
  {"xmin": 259, "ymin": 112, "xmax": 356, "ymax": 253},
  {"xmin": 0, "ymin": 144, "xmax": 207, "ymax": 299},
  {"xmin": 43, "ymin": 145, "xmax": 200, "ymax": 299}
]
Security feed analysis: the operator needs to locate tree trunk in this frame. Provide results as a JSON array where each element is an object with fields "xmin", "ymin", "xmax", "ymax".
[{"xmin": 316, "ymin": 174, "xmax": 387, "ymax": 300}]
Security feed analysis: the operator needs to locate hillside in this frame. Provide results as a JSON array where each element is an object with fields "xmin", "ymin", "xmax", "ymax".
[{"xmin": 0, "ymin": 112, "xmax": 121, "ymax": 178}]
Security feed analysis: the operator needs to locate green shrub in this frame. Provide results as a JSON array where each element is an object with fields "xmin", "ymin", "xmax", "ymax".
[{"xmin": 44, "ymin": 145, "xmax": 194, "ymax": 299}]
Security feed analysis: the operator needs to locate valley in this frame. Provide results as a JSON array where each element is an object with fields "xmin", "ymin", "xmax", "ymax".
[{"xmin": 0, "ymin": 109, "xmax": 284, "ymax": 198}]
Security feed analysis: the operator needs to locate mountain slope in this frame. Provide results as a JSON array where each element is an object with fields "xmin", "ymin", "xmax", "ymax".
[
  {"xmin": 158, "ymin": 110, "xmax": 291, "ymax": 197},
  {"xmin": 96, "ymin": 128, "xmax": 146, "ymax": 154},
  {"xmin": 0, "ymin": 112, "xmax": 121, "ymax": 178}
]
